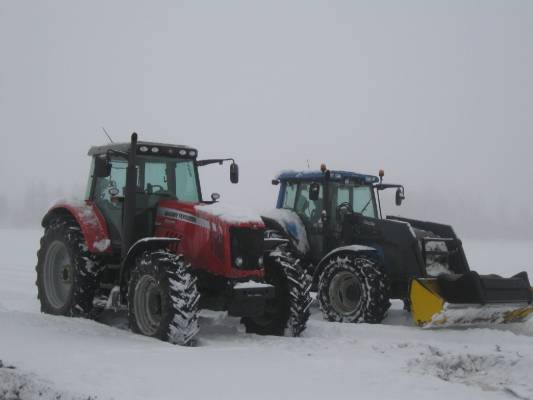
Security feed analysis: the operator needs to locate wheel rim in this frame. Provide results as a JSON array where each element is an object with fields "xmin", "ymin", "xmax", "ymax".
[
  {"xmin": 328, "ymin": 271, "xmax": 362, "ymax": 315},
  {"xmin": 134, "ymin": 275, "xmax": 162, "ymax": 336},
  {"xmin": 43, "ymin": 241, "xmax": 73, "ymax": 310}
]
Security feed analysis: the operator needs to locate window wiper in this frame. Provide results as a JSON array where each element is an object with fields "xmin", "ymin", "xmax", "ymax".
[{"xmin": 359, "ymin": 199, "xmax": 372, "ymax": 215}]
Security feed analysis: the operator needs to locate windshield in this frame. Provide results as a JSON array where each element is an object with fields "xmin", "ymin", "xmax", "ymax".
[
  {"xmin": 330, "ymin": 182, "xmax": 376, "ymax": 219},
  {"xmin": 138, "ymin": 156, "xmax": 200, "ymax": 202}
]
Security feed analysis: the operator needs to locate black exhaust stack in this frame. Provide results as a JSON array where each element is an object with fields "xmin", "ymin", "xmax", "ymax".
[{"xmin": 122, "ymin": 132, "xmax": 138, "ymax": 258}]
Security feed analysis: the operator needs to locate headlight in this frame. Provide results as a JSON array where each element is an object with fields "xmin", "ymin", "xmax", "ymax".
[
  {"xmin": 151, "ymin": 147, "xmax": 159, "ymax": 153},
  {"xmin": 234, "ymin": 257, "xmax": 244, "ymax": 267},
  {"xmin": 188, "ymin": 150, "xmax": 197, "ymax": 157},
  {"xmin": 139, "ymin": 146, "xmax": 148, "ymax": 152},
  {"xmin": 178, "ymin": 149, "xmax": 187, "ymax": 156},
  {"xmin": 258, "ymin": 256, "xmax": 263, "ymax": 267}
]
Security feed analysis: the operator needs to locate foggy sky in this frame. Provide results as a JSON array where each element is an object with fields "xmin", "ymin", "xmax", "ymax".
[{"xmin": 1, "ymin": 1, "xmax": 532, "ymax": 239}]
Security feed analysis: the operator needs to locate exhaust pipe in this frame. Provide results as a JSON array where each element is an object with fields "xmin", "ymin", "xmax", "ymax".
[{"xmin": 121, "ymin": 132, "xmax": 138, "ymax": 258}]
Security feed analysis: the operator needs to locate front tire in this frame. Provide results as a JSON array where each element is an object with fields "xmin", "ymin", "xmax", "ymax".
[
  {"xmin": 128, "ymin": 250, "xmax": 200, "ymax": 345},
  {"xmin": 318, "ymin": 255, "xmax": 390, "ymax": 323},
  {"xmin": 243, "ymin": 248, "xmax": 312, "ymax": 337},
  {"xmin": 36, "ymin": 218, "xmax": 99, "ymax": 316}
]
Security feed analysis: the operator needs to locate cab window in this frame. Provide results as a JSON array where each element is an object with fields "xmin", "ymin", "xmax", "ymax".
[
  {"xmin": 175, "ymin": 161, "xmax": 200, "ymax": 202},
  {"xmin": 144, "ymin": 162, "xmax": 169, "ymax": 193},
  {"xmin": 353, "ymin": 186, "xmax": 375, "ymax": 218},
  {"xmin": 93, "ymin": 158, "xmax": 127, "ymax": 201},
  {"xmin": 294, "ymin": 182, "xmax": 323, "ymax": 225},
  {"xmin": 138, "ymin": 157, "xmax": 200, "ymax": 202},
  {"xmin": 282, "ymin": 183, "xmax": 297, "ymax": 209},
  {"xmin": 330, "ymin": 183, "xmax": 376, "ymax": 220}
]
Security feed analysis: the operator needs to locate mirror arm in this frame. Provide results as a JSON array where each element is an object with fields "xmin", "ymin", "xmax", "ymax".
[
  {"xmin": 196, "ymin": 158, "xmax": 235, "ymax": 167},
  {"xmin": 374, "ymin": 183, "xmax": 404, "ymax": 192},
  {"xmin": 375, "ymin": 183, "xmax": 404, "ymax": 191}
]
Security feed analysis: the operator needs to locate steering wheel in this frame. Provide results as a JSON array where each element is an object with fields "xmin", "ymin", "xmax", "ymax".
[
  {"xmin": 147, "ymin": 183, "xmax": 165, "ymax": 194},
  {"xmin": 336, "ymin": 201, "xmax": 352, "ymax": 221}
]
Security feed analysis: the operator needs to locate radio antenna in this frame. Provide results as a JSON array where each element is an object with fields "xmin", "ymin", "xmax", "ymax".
[
  {"xmin": 306, "ymin": 159, "xmax": 310, "ymax": 169},
  {"xmin": 102, "ymin": 127, "xmax": 114, "ymax": 143}
]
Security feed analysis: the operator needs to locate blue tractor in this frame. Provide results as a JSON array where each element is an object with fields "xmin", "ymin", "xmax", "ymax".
[{"xmin": 262, "ymin": 165, "xmax": 533, "ymax": 327}]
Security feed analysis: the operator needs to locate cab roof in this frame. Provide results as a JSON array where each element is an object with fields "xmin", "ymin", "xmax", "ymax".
[
  {"xmin": 276, "ymin": 170, "xmax": 380, "ymax": 184},
  {"xmin": 88, "ymin": 141, "xmax": 197, "ymax": 157}
]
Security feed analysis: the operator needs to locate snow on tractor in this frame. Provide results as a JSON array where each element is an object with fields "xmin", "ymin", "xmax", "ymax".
[
  {"xmin": 36, "ymin": 133, "xmax": 311, "ymax": 345},
  {"xmin": 263, "ymin": 165, "xmax": 533, "ymax": 327}
]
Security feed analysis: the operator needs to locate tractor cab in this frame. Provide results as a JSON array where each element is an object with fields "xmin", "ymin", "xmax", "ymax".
[
  {"xmin": 87, "ymin": 142, "xmax": 202, "ymax": 250},
  {"xmin": 272, "ymin": 168, "xmax": 383, "ymax": 263}
]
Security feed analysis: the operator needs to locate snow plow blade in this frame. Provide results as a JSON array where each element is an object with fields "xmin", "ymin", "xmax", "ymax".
[{"xmin": 410, "ymin": 271, "xmax": 533, "ymax": 327}]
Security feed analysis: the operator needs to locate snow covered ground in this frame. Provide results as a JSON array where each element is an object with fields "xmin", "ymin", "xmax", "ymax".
[{"xmin": 1, "ymin": 228, "xmax": 532, "ymax": 400}]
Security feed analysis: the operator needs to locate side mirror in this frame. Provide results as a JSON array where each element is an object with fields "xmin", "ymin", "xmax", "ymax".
[
  {"xmin": 395, "ymin": 187, "xmax": 405, "ymax": 206},
  {"xmin": 94, "ymin": 156, "xmax": 111, "ymax": 178},
  {"xmin": 211, "ymin": 192, "xmax": 220, "ymax": 202},
  {"xmin": 230, "ymin": 162, "xmax": 239, "ymax": 184},
  {"xmin": 309, "ymin": 182, "xmax": 320, "ymax": 201}
]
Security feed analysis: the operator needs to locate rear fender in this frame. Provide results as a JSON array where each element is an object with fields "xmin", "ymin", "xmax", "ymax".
[
  {"xmin": 119, "ymin": 237, "xmax": 180, "ymax": 293},
  {"xmin": 312, "ymin": 245, "xmax": 381, "ymax": 287},
  {"xmin": 42, "ymin": 201, "xmax": 111, "ymax": 254}
]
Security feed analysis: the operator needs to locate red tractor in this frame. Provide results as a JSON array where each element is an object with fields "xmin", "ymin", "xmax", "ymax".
[{"xmin": 36, "ymin": 133, "xmax": 311, "ymax": 345}]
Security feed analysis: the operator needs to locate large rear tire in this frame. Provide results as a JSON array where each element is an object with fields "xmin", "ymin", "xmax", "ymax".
[
  {"xmin": 318, "ymin": 254, "xmax": 390, "ymax": 323},
  {"xmin": 128, "ymin": 250, "xmax": 200, "ymax": 345},
  {"xmin": 243, "ymin": 247, "xmax": 312, "ymax": 337},
  {"xmin": 36, "ymin": 218, "xmax": 99, "ymax": 316}
]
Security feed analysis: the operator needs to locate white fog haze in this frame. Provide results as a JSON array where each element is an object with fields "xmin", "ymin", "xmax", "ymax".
[
  {"xmin": 2, "ymin": 4, "xmax": 533, "ymax": 400},
  {"xmin": 1, "ymin": 1, "xmax": 532, "ymax": 239}
]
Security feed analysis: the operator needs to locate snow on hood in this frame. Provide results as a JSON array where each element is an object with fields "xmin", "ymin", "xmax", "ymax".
[
  {"xmin": 195, "ymin": 202, "xmax": 264, "ymax": 225},
  {"xmin": 261, "ymin": 208, "xmax": 310, "ymax": 254}
]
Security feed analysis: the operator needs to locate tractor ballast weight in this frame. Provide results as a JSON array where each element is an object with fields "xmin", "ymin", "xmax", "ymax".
[{"xmin": 266, "ymin": 168, "xmax": 533, "ymax": 327}]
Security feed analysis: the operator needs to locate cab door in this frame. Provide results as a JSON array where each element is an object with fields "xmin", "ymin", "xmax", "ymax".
[
  {"xmin": 293, "ymin": 182, "xmax": 324, "ymax": 263},
  {"xmin": 91, "ymin": 158, "xmax": 128, "ymax": 249},
  {"xmin": 327, "ymin": 182, "xmax": 379, "ymax": 248}
]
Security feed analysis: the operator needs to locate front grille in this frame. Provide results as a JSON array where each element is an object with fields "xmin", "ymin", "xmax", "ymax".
[{"xmin": 230, "ymin": 227, "xmax": 264, "ymax": 270}]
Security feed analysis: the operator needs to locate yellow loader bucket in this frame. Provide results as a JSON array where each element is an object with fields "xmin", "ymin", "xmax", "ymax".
[{"xmin": 410, "ymin": 278, "xmax": 533, "ymax": 328}]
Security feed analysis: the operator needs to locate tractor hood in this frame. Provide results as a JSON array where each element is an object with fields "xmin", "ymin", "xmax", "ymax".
[
  {"xmin": 155, "ymin": 199, "xmax": 265, "ymax": 280},
  {"xmin": 194, "ymin": 202, "xmax": 265, "ymax": 227},
  {"xmin": 156, "ymin": 199, "xmax": 265, "ymax": 230}
]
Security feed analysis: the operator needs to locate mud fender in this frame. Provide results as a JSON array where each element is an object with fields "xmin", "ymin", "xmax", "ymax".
[
  {"xmin": 42, "ymin": 200, "xmax": 112, "ymax": 254},
  {"xmin": 261, "ymin": 209, "xmax": 310, "ymax": 255}
]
